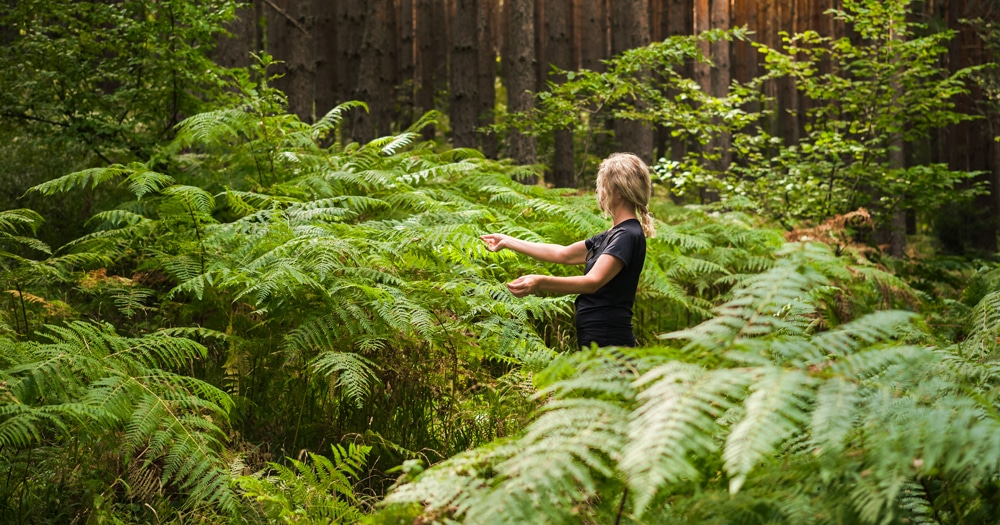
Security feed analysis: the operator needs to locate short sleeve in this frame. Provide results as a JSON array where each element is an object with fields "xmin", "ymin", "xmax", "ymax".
[{"xmin": 602, "ymin": 228, "xmax": 636, "ymax": 267}]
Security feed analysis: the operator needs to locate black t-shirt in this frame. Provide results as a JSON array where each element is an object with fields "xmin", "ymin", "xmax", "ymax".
[{"xmin": 575, "ymin": 218, "xmax": 646, "ymax": 342}]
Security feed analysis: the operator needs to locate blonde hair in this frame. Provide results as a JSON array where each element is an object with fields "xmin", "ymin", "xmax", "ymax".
[{"xmin": 596, "ymin": 153, "xmax": 656, "ymax": 237}]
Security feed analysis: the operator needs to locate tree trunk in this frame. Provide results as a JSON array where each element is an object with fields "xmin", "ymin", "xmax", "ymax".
[
  {"xmin": 336, "ymin": 0, "xmax": 365, "ymax": 138},
  {"xmin": 352, "ymin": 0, "xmax": 394, "ymax": 143},
  {"xmin": 314, "ymin": 0, "xmax": 338, "ymax": 117},
  {"xmin": 476, "ymin": 0, "xmax": 498, "ymax": 157},
  {"xmin": 415, "ymin": 0, "xmax": 438, "ymax": 139},
  {"xmin": 759, "ymin": 0, "xmax": 779, "ymax": 138},
  {"xmin": 265, "ymin": 0, "xmax": 315, "ymax": 122},
  {"xmin": 398, "ymin": 0, "xmax": 416, "ymax": 126},
  {"xmin": 610, "ymin": 0, "xmax": 653, "ymax": 164},
  {"xmin": 693, "ymin": 0, "xmax": 710, "ymax": 94},
  {"xmin": 535, "ymin": 0, "xmax": 546, "ymax": 92},
  {"xmin": 214, "ymin": 0, "xmax": 259, "ymax": 70},
  {"xmin": 577, "ymin": 0, "xmax": 607, "ymax": 72},
  {"xmin": 450, "ymin": 0, "xmax": 478, "ymax": 149},
  {"xmin": 778, "ymin": 0, "xmax": 799, "ymax": 144},
  {"xmin": 547, "ymin": 0, "xmax": 575, "ymax": 187},
  {"xmin": 666, "ymin": 0, "xmax": 692, "ymax": 169},
  {"xmin": 503, "ymin": 0, "xmax": 538, "ymax": 171},
  {"xmin": 710, "ymin": 0, "xmax": 730, "ymax": 173}
]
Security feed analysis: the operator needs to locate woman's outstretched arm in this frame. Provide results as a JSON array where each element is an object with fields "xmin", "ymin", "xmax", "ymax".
[
  {"xmin": 506, "ymin": 254, "xmax": 623, "ymax": 297},
  {"xmin": 480, "ymin": 233, "xmax": 587, "ymax": 265}
]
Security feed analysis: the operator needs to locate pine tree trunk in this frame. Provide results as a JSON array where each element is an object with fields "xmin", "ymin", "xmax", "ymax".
[
  {"xmin": 214, "ymin": 0, "xmax": 258, "ymax": 70},
  {"xmin": 610, "ymin": 0, "xmax": 653, "ymax": 163},
  {"xmin": 547, "ymin": 0, "xmax": 575, "ymax": 187},
  {"xmin": 693, "ymin": 0, "xmax": 710, "ymax": 89},
  {"xmin": 314, "ymin": 0, "xmax": 338, "ymax": 117},
  {"xmin": 577, "ymin": 0, "xmax": 607, "ymax": 72},
  {"xmin": 710, "ymin": 0, "xmax": 730, "ymax": 172},
  {"xmin": 503, "ymin": 0, "xmax": 538, "ymax": 170},
  {"xmin": 666, "ymin": 0, "xmax": 692, "ymax": 168},
  {"xmin": 778, "ymin": 0, "xmax": 798, "ymax": 144},
  {"xmin": 450, "ymin": 0, "xmax": 478, "ymax": 149},
  {"xmin": 336, "ymin": 0, "xmax": 365, "ymax": 138},
  {"xmin": 535, "ymin": 0, "xmax": 546, "ymax": 92},
  {"xmin": 353, "ymin": 0, "xmax": 393, "ymax": 143},
  {"xmin": 265, "ymin": 0, "xmax": 315, "ymax": 122},
  {"xmin": 415, "ymin": 0, "xmax": 435, "ymax": 139},
  {"xmin": 476, "ymin": 0, "xmax": 498, "ymax": 157},
  {"xmin": 399, "ymin": 0, "xmax": 416, "ymax": 126}
]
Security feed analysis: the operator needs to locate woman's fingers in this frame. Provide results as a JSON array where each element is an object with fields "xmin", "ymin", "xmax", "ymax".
[
  {"xmin": 507, "ymin": 275, "xmax": 537, "ymax": 297},
  {"xmin": 480, "ymin": 234, "xmax": 503, "ymax": 251}
]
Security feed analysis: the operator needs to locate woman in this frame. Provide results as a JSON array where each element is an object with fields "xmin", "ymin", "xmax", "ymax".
[{"xmin": 481, "ymin": 153, "xmax": 655, "ymax": 348}]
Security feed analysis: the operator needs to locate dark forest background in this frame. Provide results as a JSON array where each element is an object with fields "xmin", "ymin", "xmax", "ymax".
[{"xmin": 216, "ymin": 0, "xmax": 1000, "ymax": 252}]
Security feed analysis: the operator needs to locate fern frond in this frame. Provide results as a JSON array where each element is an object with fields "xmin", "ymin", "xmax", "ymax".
[
  {"xmin": 312, "ymin": 100, "xmax": 368, "ymax": 141},
  {"xmin": 723, "ymin": 367, "xmax": 813, "ymax": 494},
  {"xmin": 310, "ymin": 351, "xmax": 380, "ymax": 408},
  {"xmin": 29, "ymin": 164, "xmax": 134, "ymax": 195}
]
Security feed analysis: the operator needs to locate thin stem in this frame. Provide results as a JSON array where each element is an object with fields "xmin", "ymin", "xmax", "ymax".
[
  {"xmin": 614, "ymin": 486, "xmax": 629, "ymax": 525},
  {"xmin": 14, "ymin": 282, "xmax": 28, "ymax": 337}
]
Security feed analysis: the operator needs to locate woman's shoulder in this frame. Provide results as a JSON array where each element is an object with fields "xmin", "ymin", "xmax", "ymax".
[{"xmin": 613, "ymin": 218, "xmax": 644, "ymax": 237}]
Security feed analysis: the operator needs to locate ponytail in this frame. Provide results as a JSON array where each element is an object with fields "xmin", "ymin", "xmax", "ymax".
[{"xmin": 639, "ymin": 205, "xmax": 656, "ymax": 238}]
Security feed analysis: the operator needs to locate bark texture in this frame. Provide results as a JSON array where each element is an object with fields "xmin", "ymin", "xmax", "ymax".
[
  {"xmin": 504, "ymin": 0, "xmax": 538, "ymax": 169},
  {"xmin": 547, "ymin": 0, "xmax": 575, "ymax": 187},
  {"xmin": 450, "ymin": 0, "xmax": 479, "ymax": 148},
  {"xmin": 610, "ymin": 0, "xmax": 653, "ymax": 163}
]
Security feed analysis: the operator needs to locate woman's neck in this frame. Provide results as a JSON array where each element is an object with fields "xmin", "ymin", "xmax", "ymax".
[{"xmin": 610, "ymin": 202, "xmax": 638, "ymax": 226}]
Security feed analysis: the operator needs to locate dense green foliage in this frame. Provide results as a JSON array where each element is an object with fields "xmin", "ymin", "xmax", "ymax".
[
  {"xmin": 0, "ymin": 0, "xmax": 238, "ymax": 245},
  {"xmin": 516, "ymin": 0, "xmax": 981, "ymax": 232},
  {"xmin": 0, "ymin": 0, "xmax": 998, "ymax": 523}
]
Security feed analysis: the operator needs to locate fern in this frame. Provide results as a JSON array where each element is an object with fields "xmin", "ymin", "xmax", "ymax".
[
  {"xmin": 0, "ymin": 322, "xmax": 236, "ymax": 512},
  {"xmin": 385, "ymin": 240, "xmax": 1000, "ymax": 523},
  {"xmin": 236, "ymin": 443, "xmax": 371, "ymax": 523}
]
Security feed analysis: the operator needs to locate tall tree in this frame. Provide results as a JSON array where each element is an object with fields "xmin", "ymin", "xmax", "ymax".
[
  {"xmin": 477, "ymin": 0, "xmax": 499, "ymax": 157},
  {"xmin": 214, "ymin": 0, "xmax": 259, "ymax": 70},
  {"xmin": 451, "ymin": 0, "xmax": 479, "ymax": 148},
  {"xmin": 504, "ymin": 0, "xmax": 539, "ymax": 169},
  {"xmin": 546, "ymin": 0, "xmax": 576, "ymax": 187},
  {"xmin": 710, "ymin": 0, "xmax": 730, "ymax": 171},
  {"xmin": 353, "ymin": 0, "xmax": 395, "ymax": 142},
  {"xmin": 610, "ymin": 0, "xmax": 653, "ymax": 163},
  {"xmin": 336, "ymin": 0, "xmax": 365, "ymax": 134},
  {"xmin": 265, "ymin": 0, "xmax": 315, "ymax": 122},
  {"xmin": 778, "ymin": 0, "xmax": 799, "ymax": 143},
  {"xmin": 665, "ymin": 0, "xmax": 693, "ymax": 167},
  {"xmin": 314, "ymin": 0, "xmax": 339, "ymax": 117},
  {"xmin": 415, "ymin": 0, "xmax": 439, "ymax": 139},
  {"xmin": 577, "ymin": 0, "xmax": 607, "ymax": 72},
  {"xmin": 398, "ymin": 0, "xmax": 416, "ymax": 126}
]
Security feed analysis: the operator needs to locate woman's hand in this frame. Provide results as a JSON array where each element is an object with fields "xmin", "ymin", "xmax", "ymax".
[
  {"xmin": 480, "ymin": 233, "xmax": 512, "ymax": 252},
  {"xmin": 507, "ymin": 275, "xmax": 542, "ymax": 297}
]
